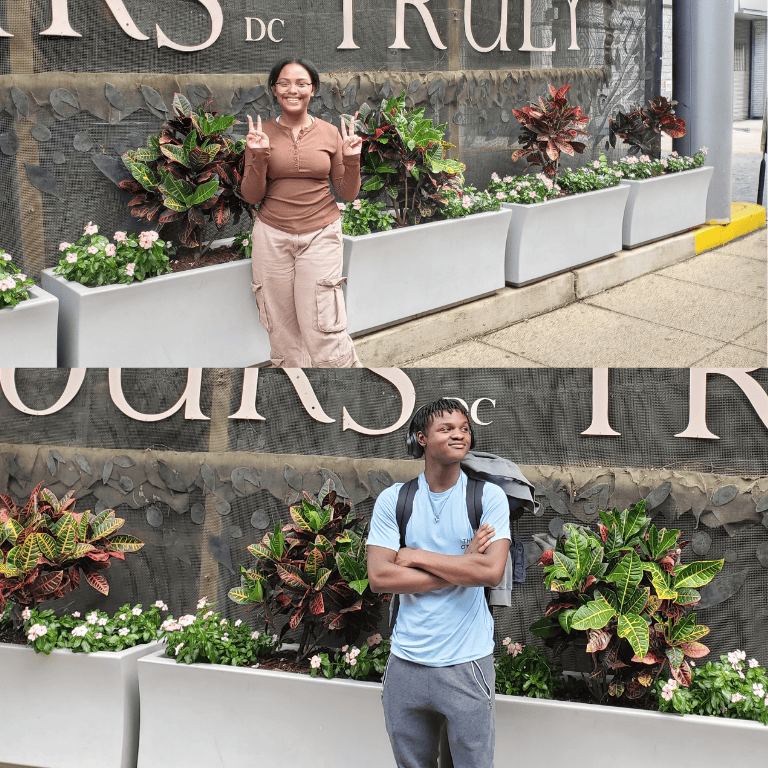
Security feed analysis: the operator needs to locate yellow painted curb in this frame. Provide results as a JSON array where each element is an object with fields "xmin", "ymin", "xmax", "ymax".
[{"xmin": 694, "ymin": 203, "xmax": 766, "ymax": 253}]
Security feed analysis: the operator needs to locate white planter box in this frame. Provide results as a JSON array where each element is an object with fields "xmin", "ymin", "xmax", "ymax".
[
  {"xmin": 496, "ymin": 693, "xmax": 767, "ymax": 765},
  {"xmin": 621, "ymin": 166, "xmax": 715, "ymax": 248},
  {"xmin": 343, "ymin": 210, "xmax": 512, "ymax": 334},
  {"xmin": 137, "ymin": 650, "xmax": 395, "ymax": 768},
  {"xmin": 41, "ymin": 258, "xmax": 270, "ymax": 367},
  {"xmin": 0, "ymin": 285, "xmax": 59, "ymax": 367},
  {"xmin": 503, "ymin": 185, "xmax": 630, "ymax": 286},
  {"xmin": 0, "ymin": 640, "xmax": 163, "ymax": 768}
]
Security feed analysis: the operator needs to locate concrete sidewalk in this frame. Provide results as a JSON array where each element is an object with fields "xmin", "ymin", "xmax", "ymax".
[{"xmin": 355, "ymin": 224, "xmax": 767, "ymax": 368}]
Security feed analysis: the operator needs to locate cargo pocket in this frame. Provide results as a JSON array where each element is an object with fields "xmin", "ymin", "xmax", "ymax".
[
  {"xmin": 251, "ymin": 281, "xmax": 271, "ymax": 332},
  {"xmin": 314, "ymin": 277, "xmax": 347, "ymax": 333}
]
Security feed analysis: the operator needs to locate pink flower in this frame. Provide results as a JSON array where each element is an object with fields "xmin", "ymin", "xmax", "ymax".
[
  {"xmin": 310, "ymin": 655, "xmax": 322, "ymax": 669},
  {"xmin": 118, "ymin": 613, "xmax": 127, "ymax": 621},
  {"xmin": 94, "ymin": 632, "xmax": 103, "ymax": 639},
  {"xmin": 161, "ymin": 619, "xmax": 179, "ymax": 632},
  {"xmin": 86, "ymin": 612, "xmax": 98, "ymax": 625},
  {"xmin": 251, "ymin": 630, "xmax": 260, "ymax": 639},
  {"xmin": 178, "ymin": 614, "xmax": 196, "ymax": 627},
  {"xmin": 491, "ymin": 172, "xmax": 500, "ymax": 182},
  {"xmin": 507, "ymin": 642, "xmax": 523, "ymax": 657},
  {"xmin": 749, "ymin": 659, "xmax": 760, "ymax": 668},
  {"xmin": 16, "ymin": 273, "xmax": 26, "ymax": 281},
  {"xmin": 202, "ymin": 610, "xmax": 213, "ymax": 620},
  {"xmin": 114, "ymin": 231, "xmax": 127, "ymax": 243},
  {"xmin": 593, "ymin": 160, "xmax": 601, "ymax": 168},
  {"xmin": 2, "ymin": 277, "xmax": 16, "ymax": 290},
  {"xmin": 154, "ymin": 600, "xmax": 168, "ymax": 611},
  {"xmin": 71, "ymin": 625, "xmax": 89, "ymax": 637},
  {"xmin": 98, "ymin": 617, "xmax": 108, "ymax": 626},
  {"xmin": 105, "ymin": 244, "xmax": 116, "ymax": 258},
  {"xmin": 349, "ymin": 657, "xmax": 357, "ymax": 666},
  {"xmin": 197, "ymin": 597, "xmax": 208, "ymax": 610},
  {"xmin": 21, "ymin": 607, "xmax": 32, "ymax": 621},
  {"xmin": 753, "ymin": 683, "xmax": 765, "ymax": 698},
  {"xmin": 125, "ymin": 263, "xmax": 136, "ymax": 277},
  {"xmin": 83, "ymin": 221, "xmax": 99, "ymax": 235},
  {"xmin": 502, "ymin": 637, "xmax": 511, "ymax": 647},
  {"xmin": 66, "ymin": 253, "xmax": 78, "ymax": 263},
  {"xmin": 661, "ymin": 679, "xmax": 678, "ymax": 701},
  {"xmin": 132, "ymin": 606, "xmax": 142, "ymax": 616},
  {"xmin": 731, "ymin": 693, "xmax": 745, "ymax": 703},
  {"xmin": 234, "ymin": 619, "xmax": 242, "ymax": 627},
  {"xmin": 59, "ymin": 242, "xmax": 71, "ymax": 252},
  {"xmin": 352, "ymin": 200, "xmax": 362, "ymax": 210},
  {"xmin": 27, "ymin": 624, "xmax": 48, "ymax": 641},
  {"xmin": 87, "ymin": 245, "xmax": 98, "ymax": 255},
  {"xmin": 175, "ymin": 642, "xmax": 184, "ymax": 655},
  {"xmin": 341, "ymin": 645, "xmax": 349, "ymax": 652},
  {"xmin": 502, "ymin": 176, "xmax": 513, "ymax": 183},
  {"xmin": 72, "ymin": 612, "xmax": 81, "ymax": 618},
  {"xmin": 462, "ymin": 196, "xmax": 473, "ymax": 208},
  {"xmin": 118, "ymin": 627, "xmax": 129, "ymax": 636},
  {"xmin": 337, "ymin": 202, "xmax": 346, "ymax": 211},
  {"xmin": 367, "ymin": 633, "xmax": 383, "ymax": 646}
]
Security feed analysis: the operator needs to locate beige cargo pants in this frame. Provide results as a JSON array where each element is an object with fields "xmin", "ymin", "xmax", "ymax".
[{"xmin": 250, "ymin": 217, "xmax": 362, "ymax": 368}]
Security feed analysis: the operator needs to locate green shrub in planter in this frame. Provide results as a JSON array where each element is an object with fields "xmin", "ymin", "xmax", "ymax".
[
  {"xmin": 612, "ymin": 148, "xmax": 708, "ymax": 180},
  {"xmin": 0, "ymin": 249, "xmax": 34, "ymax": 309},
  {"xmin": 608, "ymin": 95, "xmax": 687, "ymax": 157},
  {"xmin": 53, "ymin": 222, "xmax": 173, "ymax": 287},
  {"xmin": 228, "ymin": 480, "xmax": 385, "ymax": 661},
  {"xmin": 656, "ymin": 650, "xmax": 768, "ymax": 725},
  {"xmin": 530, "ymin": 500, "xmax": 723, "ymax": 705}
]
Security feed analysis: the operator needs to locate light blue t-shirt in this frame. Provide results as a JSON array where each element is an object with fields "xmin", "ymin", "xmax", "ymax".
[{"xmin": 367, "ymin": 471, "xmax": 510, "ymax": 666}]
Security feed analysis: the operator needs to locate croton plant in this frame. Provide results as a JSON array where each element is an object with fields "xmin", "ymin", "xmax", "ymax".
[
  {"xmin": 511, "ymin": 83, "xmax": 590, "ymax": 177},
  {"xmin": 353, "ymin": 91, "xmax": 466, "ymax": 227},
  {"xmin": 229, "ymin": 481, "xmax": 384, "ymax": 660},
  {"xmin": 0, "ymin": 483, "xmax": 144, "ymax": 619},
  {"xmin": 121, "ymin": 93, "xmax": 250, "ymax": 258},
  {"xmin": 609, "ymin": 95, "xmax": 687, "ymax": 157},
  {"xmin": 531, "ymin": 500, "xmax": 723, "ymax": 704}
]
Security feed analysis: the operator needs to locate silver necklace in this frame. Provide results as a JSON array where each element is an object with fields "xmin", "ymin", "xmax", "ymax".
[{"xmin": 426, "ymin": 480, "xmax": 456, "ymax": 523}]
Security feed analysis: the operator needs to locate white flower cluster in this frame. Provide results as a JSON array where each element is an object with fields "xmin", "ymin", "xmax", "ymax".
[
  {"xmin": 660, "ymin": 678, "xmax": 678, "ymax": 701},
  {"xmin": 27, "ymin": 624, "xmax": 48, "ymax": 642},
  {"xmin": 501, "ymin": 637, "xmax": 523, "ymax": 656}
]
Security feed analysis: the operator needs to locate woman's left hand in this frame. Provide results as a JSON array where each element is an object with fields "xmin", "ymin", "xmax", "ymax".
[{"xmin": 341, "ymin": 111, "xmax": 363, "ymax": 156}]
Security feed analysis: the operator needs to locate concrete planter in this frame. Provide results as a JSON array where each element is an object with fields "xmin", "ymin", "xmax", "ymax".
[
  {"xmin": 621, "ymin": 166, "xmax": 715, "ymax": 248},
  {"xmin": 343, "ymin": 210, "xmax": 512, "ymax": 334},
  {"xmin": 41, "ymin": 258, "xmax": 270, "ymax": 367},
  {"xmin": 0, "ymin": 285, "xmax": 59, "ymax": 367},
  {"xmin": 495, "ymin": 693, "xmax": 766, "ymax": 764},
  {"xmin": 0, "ymin": 640, "xmax": 163, "ymax": 768},
  {"xmin": 503, "ymin": 185, "xmax": 630, "ymax": 286},
  {"xmin": 137, "ymin": 650, "xmax": 395, "ymax": 768}
]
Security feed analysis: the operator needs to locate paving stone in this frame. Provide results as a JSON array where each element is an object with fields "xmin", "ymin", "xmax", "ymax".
[
  {"xmin": 692, "ymin": 344, "xmax": 768, "ymax": 367},
  {"xmin": 405, "ymin": 341, "xmax": 544, "ymax": 368},
  {"xmin": 732, "ymin": 323, "xmax": 768, "ymax": 354},
  {"xmin": 657, "ymin": 250, "xmax": 766, "ymax": 299}
]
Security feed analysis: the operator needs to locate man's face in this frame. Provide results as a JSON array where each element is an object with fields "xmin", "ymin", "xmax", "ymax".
[{"xmin": 418, "ymin": 410, "xmax": 471, "ymax": 464}]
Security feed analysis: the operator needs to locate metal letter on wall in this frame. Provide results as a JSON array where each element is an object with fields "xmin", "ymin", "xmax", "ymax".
[
  {"xmin": 390, "ymin": 0, "xmax": 447, "ymax": 50},
  {"xmin": 0, "ymin": 22, "xmax": 11, "ymax": 37},
  {"xmin": 156, "ymin": 0, "xmax": 223, "ymax": 52},
  {"xmin": 245, "ymin": 17, "xmax": 266, "ymax": 42},
  {"xmin": 283, "ymin": 370, "xmax": 335, "ymax": 424},
  {"xmin": 342, "ymin": 369, "xmax": 416, "ymax": 435},
  {"xmin": 108, "ymin": 368, "xmax": 210, "ymax": 422},
  {"xmin": 40, "ymin": 0, "xmax": 82, "ymax": 37},
  {"xmin": 519, "ymin": 0, "xmax": 556, "ymax": 52},
  {"xmin": 267, "ymin": 19, "xmax": 284, "ymax": 43},
  {"xmin": 0, "ymin": 368, "xmax": 86, "ymax": 415},
  {"xmin": 675, "ymin": 368, "xmax": 768, "ymax": 440},
  {"xmin": 338, "ymin": 0, "xmax": 360, "ymax": 49},
  {"xmin": 566, "ymin": 0, "xmax": 581, "ymax": 50},
  {"xmin": 229, "ymin": 369, "xmax": 266, "ymax": 421},
  {"xmin": 581, "ymin": 368, "xmax": 621, "ymax": 436},
  {"xmin": 471, "ymin": 398, "xmax": 496, "ymax": 426},
  {"xmin": 464, "ymin": 0, "xmax": 510, "ymax": 53}
]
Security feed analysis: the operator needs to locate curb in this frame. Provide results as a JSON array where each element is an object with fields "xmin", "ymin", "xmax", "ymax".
[{"xmin": 694, "ymin": 203, "xmax": 766, "ymax": 253}]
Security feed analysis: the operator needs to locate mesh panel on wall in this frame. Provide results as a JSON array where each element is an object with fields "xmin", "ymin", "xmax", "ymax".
[
  {"xmin": 0, "ymin": 0, "xmax": 663, "ymax": 278},
  {"xmin": 1, "ymin": 368, "xmax": 767, "ymax": 475}
]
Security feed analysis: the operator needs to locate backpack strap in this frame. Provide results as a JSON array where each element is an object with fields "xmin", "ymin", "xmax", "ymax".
[
  {"xmin": 465, "ymin": 476, "xmax": 485, "ymax": 531},
  {"xmin": 390, "ymin": 478, "xmax": 419, "ymax": 631}
]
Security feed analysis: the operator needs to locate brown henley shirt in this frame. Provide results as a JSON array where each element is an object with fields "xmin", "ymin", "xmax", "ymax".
[{"xmin": 241, "ymin": 117, "xmax": 362, "ymax": 235}]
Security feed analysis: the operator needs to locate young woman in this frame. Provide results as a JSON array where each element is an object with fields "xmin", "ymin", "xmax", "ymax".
[{"xmin": 241, "ymin": 57, "xmax": 363, "ymax": 368}]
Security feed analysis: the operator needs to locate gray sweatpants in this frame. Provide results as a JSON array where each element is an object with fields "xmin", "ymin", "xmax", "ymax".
[{"xmin": 381, "ymin": 653, "xmax": 496, "ymax": 768}]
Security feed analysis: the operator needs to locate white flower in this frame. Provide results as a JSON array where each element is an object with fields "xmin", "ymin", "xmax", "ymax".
[
  {"xmin": 202, "ymin": 611, "xmax": 213, "ymax": 620},
  {"xmin": 220, "ymin": 618, "xmax": 227, "ymax": 626},
  {"xmin": 175, "ymin": 642, "xmax": 184, "ymax": 656},
  {"xmin": 97, "ymin": 617, "xmax": 108, "ymax": 626},
  {"xmin": 94, "ymin": 632, "xmax": 103, "ymax": 639},
  {"xmin": 251, "ymin": 630, "xmax": 260, "ymax": 640},
  {"xmin": 221, "ymin": 634, "xmax": 229, "ymax": 642},
  {"xmin": 72, "ymin": 612, "xmax": 81, "ymax": 618},
  {"xmin": 114, "ymin": 231, "xmax": 127, "ymax": 243},
  {"xmin": 178, "ymin": 614, "xmax": 197, "ymax": 627},
  {"xmin": 87, "ymin": 245, "xmax": 98, "ymax": 255},
  {"xmin": 349, "ymin": 657, "xmax": 357, "ymax": 666},
  {"xmin": 342, "ymin": 645, "xmax": 349, "ymax": 652},
  {"xmin": 161, "ymin": 618, "xmax": 180, "ymax": 632},
  {"xmin": 661, "ymin": 679, "xmax": 678, "ymax": 701},
  {"xmin": 502, "ymin": 175, "xmax": 513, "ymax": 183},
  {"xmin": 234, "ymin": 619, "xmax": 242, "ymax": 627},
  {"xmin": 502, "ymin": 637, "xmax": 511, "ymax": 647},
  {"xmin": 310, "ymin": 655, "xmax": 322, "ymax": 669},
  {"xmin": 27, "ymin": 623, "xmax": 48, "ymax": 641},
  {"xmin": 86, "ymin": 612, "xmax": 98, "ymax": 625},
  {"xmin": 462, "ymin": 196, "xmax": 473, "ymax": 208},
  {"xmin": 105, "ymin": 244, "xmax": 116, "ymax": 258},
  {"xmin": 700, "ymin": 146, "xmax": 708, "ymax": 154},
  {"xmin": 507, "ymin": 642, "xmax": 523, "ymax": 657},
  {"xmin": 242, "ymin": 238, "xmax": 249, "ymax": 247},
  {"xmin": 748, "ymin": 659, "xmax": 760, "ymax": 668},
  {"xmin": 731, "ymin": 692, "xmax": 746, "ymax": 703},
  {"xmin": 753, "ymin": 683, "xmax": 765, "ymax": 698},
  {"xmin": 491, "ymin": 172, "xmax": 500, "ymax": 182},
  {"xmin": 197, "ymin": 597, "xmax": 208, "ymax": 610},
  {"xmin": 118, "ymin": 613, "xmax": 127, "ymax": 621},
  {"xmin": 125, "ymin": 263, "xmax": 135, "ymax": 277},
  {"xmin": 154, "ymin": 600, "xmax": 169, "ymax": 611},
  {"xmin": 71, "ymin": 625, "xmax": 89, "ymax": 637},
  {"xmin": 16, "ymin": 273, "xmax": 26, "ymax": 281},
  {"xmin": 337, "ymin": 202, "xmax": 346, "ymax": 211},
  {"xmin": 84, "ymin": 221, "xmax": 99, "ymax": 235},
  {"xmin": 118, "ymin": 627, "xmax": 129, "ymax": 636},
  {"xmin": 367, "ymin": 633, "xmax": 382, "ymax": 646},
  {"xmin": 66, "ymin": 253, "xmax": 78, "ymax": 263},
  {"xmin": 59, "ymin": 242, "xmax": 71, "ymax": 252},
  {"xmin": 132, "ymin": 606, "xmax": 142, "ymax": 616},
  {"xmin": 21, "ymin": 607, "xmax": 31, "ymax": 621}
]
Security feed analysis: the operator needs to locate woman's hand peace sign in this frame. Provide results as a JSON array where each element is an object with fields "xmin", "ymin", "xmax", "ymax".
[
  {"xmin": 341, "ymin": 111, "xmax": 363, "ymax": 157},
  {"xmin": 246, "ymin": 115, "xmax": 269, "ymax": 150}
]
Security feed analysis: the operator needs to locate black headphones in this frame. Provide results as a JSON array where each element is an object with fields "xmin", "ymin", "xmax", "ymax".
[{"xmin": 406, "ymin": 401, "xmax": 475, "ymax": 459}]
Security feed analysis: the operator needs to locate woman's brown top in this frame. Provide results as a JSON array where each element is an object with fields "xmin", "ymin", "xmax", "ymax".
[{"xmin": 241, "ymin": 117, "xmax": 362, "ymax": 235}]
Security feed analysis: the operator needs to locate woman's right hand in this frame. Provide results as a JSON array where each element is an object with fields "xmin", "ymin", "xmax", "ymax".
[{"xmin": 246, "ymin": 115, "xmax": 269, "ymax": 150}]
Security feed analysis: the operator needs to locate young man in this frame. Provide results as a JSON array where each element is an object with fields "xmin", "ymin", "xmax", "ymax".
[{"xmin": 367, "ymin": 398, "xmax": 510, "ymax": 768}]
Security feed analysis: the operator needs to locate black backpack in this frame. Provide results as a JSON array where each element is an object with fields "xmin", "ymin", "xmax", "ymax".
[{"xmin": 388, "ymin": 451, "xmax": 538, "ymax": 630}]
